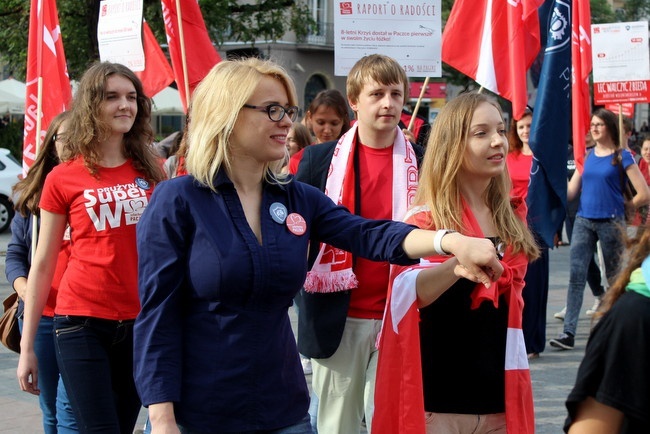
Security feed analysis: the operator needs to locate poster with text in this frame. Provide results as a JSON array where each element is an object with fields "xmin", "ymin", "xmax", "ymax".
[
  {"xmin": 592, "ymin": 21, "xmax": 650, "ymax": 104},
  {"xmin": 334, "ymin": 1, "xmax": 442, "ymax": 77},
  {"xmin": 98, "ymin": 0, "xmax": 145, "ymax": 72}
]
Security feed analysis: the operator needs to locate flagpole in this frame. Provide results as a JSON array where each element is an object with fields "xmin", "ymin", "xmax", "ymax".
[
  {"xmin": 31, "ymin": 0, "xmax": 45, "ymax": 259},
  {"xmin": 175, "ymin": 0, "xmax": 191, "ymax": 109},
  {"xmin": 618, "ymin": 104, "xmax": 624, "ymax": 150},
  {"xmin": 408, "ymin": 77, "xmax": 430, "ymax": 131}
]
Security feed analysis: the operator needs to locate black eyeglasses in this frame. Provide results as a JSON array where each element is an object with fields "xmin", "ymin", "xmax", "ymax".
[{"xmin": 242, "ymin": 103, "xmax": 299, "ymax": 122}]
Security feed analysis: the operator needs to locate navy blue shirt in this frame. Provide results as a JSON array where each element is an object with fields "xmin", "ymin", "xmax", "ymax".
[
  {"xmin": 5, "ymin": 213, "xmax": 34, "ymax": 318},
  {"xmin": 5, "ymin": 213, "xmax": 33, "ymax": 291},
  {"xmin": 134, "ymin": 171, "xmax": 416, "ymax": 432}
]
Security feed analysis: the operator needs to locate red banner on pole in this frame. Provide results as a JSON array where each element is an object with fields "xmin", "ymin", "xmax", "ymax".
[
  {"xmin": 605, "ymin": 102, "xmax": 635, "ymax": 118},
  {"xmin": 160, "ymin": 0, "xmax": 221, "ymax": 112},
  {"xmin": 571, "ymin": 0, "xmax": 592, "ymax": 173},
  {"xmin": 135, "ymin": 20, "xmax": 175, "ymax": 98},
  {"xmin": 594, "ymin": 80, "xmax": 650, "ymax": 105},
  {"xmin": 442, "ymin": 0, "xmax": 543, "ymax": 120},
  {"xmin": 24, "ymin": 0, "xmax": 73, "ymax": 173}
]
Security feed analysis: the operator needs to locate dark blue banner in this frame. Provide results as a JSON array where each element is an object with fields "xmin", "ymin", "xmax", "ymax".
[{"xmin": 528, "ymin": 0, "xmax": 571, "ymax": 248}]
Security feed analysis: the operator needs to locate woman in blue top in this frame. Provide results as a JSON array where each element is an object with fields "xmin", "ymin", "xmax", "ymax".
[
  {"xmin": 133, "ymin": 57, "xmax": 504, "ymax": 434},
  {"xmin": 550, "ymin": 108, "xmax": 650, "ymax": 351}
]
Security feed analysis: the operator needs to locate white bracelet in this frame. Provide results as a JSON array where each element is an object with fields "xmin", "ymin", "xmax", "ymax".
[{"xmin": 433, "ymin": 229, "xmax": 453, "ymax": 255}]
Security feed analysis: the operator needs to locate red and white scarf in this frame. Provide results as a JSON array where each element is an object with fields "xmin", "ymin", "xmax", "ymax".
[
  {"xmin": 373, "ymin": 199, "xmax": 535, "ymax": 433},
  {"xmin": 303, "ymin": 124, "xmax": 418, "ymax": 293}
]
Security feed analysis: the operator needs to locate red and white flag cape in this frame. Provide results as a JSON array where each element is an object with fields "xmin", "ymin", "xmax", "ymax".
[
  {"xmin": 442, "ymin": 0, "xmax": 544, "ymax": 120},
  {"xmin": 160, "ymin": 0, "xmax": 221, "ymax": 112},
  {"xmin": 373, "ymin": 202, "xmax": 535, "ymax": 434},
  {"xmin": 24, "ymin": 0, "xmax": 72, "ymax": 173},
  {"xmin": 571, "ymin": 0, "xmax": 592, "ymax": 173},
  {"xmin": 136, "ymin": 20, "xmax": 174, "ymax": 98}
]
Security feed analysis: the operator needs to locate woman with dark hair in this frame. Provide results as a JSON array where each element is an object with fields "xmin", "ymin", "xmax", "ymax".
[
  {"xmin": 550, "ymin": 108, "xmax": 650, "ymax": 351},
  {"xmin": 285, "ymin": 122, "xmax": 313, "ymax": 176},
  {"xmin": 7, "ymin": 111, "xmax": 78, "ymax": 433},
  {"xmin": 287, "ymin": 122, "xmax": 312, "ymax": 157},
  {"xmin": 305, "ymin": 89, "xmax": 351, "ymax": 144},
  {"xmin": 564, "ymin": 227, "xmax": 650, "ymax": 433},
  {"xmin": 17, "ymin": 62, "xmax": 164, "ymax": 432},
  {"xmin": 288, "ymin": 89, "xmax": 351, "ymax": 175}
]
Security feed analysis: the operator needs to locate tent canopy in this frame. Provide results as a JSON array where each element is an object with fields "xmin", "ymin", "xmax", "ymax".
[
  {"xmin": 0, "ymin": 78, "xmax": 26, "ymax": 100},
  {"xmin": 0, "ymin": 88, "xmax": 24, "ymax": 114},
  {"xmin": 152, "ymin": 87, "xmax": 183, "ymax": 114}
]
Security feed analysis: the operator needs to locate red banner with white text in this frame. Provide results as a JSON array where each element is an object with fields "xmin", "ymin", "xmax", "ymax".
[{"xmin": 24, "ymin": 0, "xmax": 72, "ymax": 173}]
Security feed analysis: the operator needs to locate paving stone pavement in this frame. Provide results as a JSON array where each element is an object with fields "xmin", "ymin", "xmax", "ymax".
[{"xmin": 0, "ymin": 230, "xmax": 597, "ymax": 433}]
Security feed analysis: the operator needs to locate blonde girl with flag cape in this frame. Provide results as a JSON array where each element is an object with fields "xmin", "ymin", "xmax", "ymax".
[{"xmin": 374, "ymin": 92, "xmax": 539, "ymax": 434}]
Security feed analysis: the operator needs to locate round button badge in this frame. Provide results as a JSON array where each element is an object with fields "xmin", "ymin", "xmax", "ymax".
[{"xmin": 286, "ymin": 213, "xmax": 307, "ymax": 236}]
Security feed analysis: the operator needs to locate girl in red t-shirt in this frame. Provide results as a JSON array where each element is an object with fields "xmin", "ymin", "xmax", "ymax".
[{"xmin": 17, "ymin": 62, "xmax": 164, "ymax": 432}]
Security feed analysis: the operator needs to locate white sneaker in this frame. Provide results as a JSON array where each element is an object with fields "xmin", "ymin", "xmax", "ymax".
[
  {"xmin": 554, "ymin": 306, "xmax": 566, "ymax": 320},
  {"xmin": 586, "ymin": 297, "xmax": 601, "ymax": 316},
  {"xmin": 300, "ymin": 357, "xmax": 312, "ymax": 375}
]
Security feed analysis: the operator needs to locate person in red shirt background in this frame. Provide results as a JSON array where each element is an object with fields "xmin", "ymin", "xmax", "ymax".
[
  {"xmin": 17, "ymin": 62, "xmax": 164, "ymax": 433},
  {"xmin": 288, "ymin": 89, "xmax": 351, "ymax": 174},
  {"xmin": 506, "ymin": 107, "xmax": 550, "ymax": 360},
  {"xmin": 287, "ymin": 123, "xmax": 312, "ymax": 157}
]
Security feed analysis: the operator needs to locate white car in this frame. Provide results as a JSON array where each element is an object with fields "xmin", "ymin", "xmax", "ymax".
[{"xmin": 0, "ymin": 148, "xmax": 22, "ymax": 233}]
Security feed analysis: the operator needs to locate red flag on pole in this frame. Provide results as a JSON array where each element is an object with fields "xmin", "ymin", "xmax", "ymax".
[
  {"xmin": 136, "ymin": 20, "xmax": 174, "ymax": 98},
  {"xmin": 571, "ymin": 0, "xmax": 592, "ymax": 172},
  {"xmin": 24, "ymin": 0, "xmax": 72, "ymax": 173},
  {"xmin": 160, "ymin": 0, "xmax": 221, "ymax": 112},
  {"xmin": 442, "ymin": 0, "xmax": 544, "ymax": 120}
]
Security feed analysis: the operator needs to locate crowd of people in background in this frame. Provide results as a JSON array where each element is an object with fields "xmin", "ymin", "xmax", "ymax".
[{"xmin": 4, "ymin": 54, "xmax": 650, "ymax": 434}]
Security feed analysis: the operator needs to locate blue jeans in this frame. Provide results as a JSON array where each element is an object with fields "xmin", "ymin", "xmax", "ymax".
[
  {"xmin": 19, "ymin": 316, "xmax": 78, "ymax": 433},
  {"xmin": 54, "ymin": 315, "xmax": 141, "ymax": 434},
  {"xmin": 178, "ymin": 414, "xmax": 312, "ymax": 434},
  {"xmin": 564, "ymin": 217, "xmax": 625, "ymax": 336},
  {"xmin": 565, "ymin": 209, "xmax": 606, "ymax": 296}
]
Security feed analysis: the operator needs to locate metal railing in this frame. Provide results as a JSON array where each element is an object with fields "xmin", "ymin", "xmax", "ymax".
[{"xmin": 304, "ymin": 21, "xmax": 334, "ymax": 46}]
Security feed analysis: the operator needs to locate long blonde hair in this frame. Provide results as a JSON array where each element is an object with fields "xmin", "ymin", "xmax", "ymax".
[
  {"xmin": 186, "ymin": 58, "xmax": 298, "ymax": 190},
  {"xmin": 416, "ymin": 92, "xmax": 538, "ymax": 259}
]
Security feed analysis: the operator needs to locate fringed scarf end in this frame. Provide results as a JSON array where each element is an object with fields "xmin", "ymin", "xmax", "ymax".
[{"xmin": 304, "ymin": 270, "xmax": 358, "ymax": 293}]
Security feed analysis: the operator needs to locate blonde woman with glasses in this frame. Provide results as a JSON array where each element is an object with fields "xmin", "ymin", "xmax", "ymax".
[{"xmin": 133, "ymin": 58, "xmax": 504, "ymax": 434}]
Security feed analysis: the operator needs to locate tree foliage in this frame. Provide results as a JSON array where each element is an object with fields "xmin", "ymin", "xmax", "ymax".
[
  {"xmin": 0, "ymin": 0, "xmax": 314, "ymax": 80},
  {"xmin": 590, "ymin": 0, "xmax": 616, "ymax": 23},
  {"xmin": 616, "ymin": 0, "xmax": 650, "ymax": 21}
]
